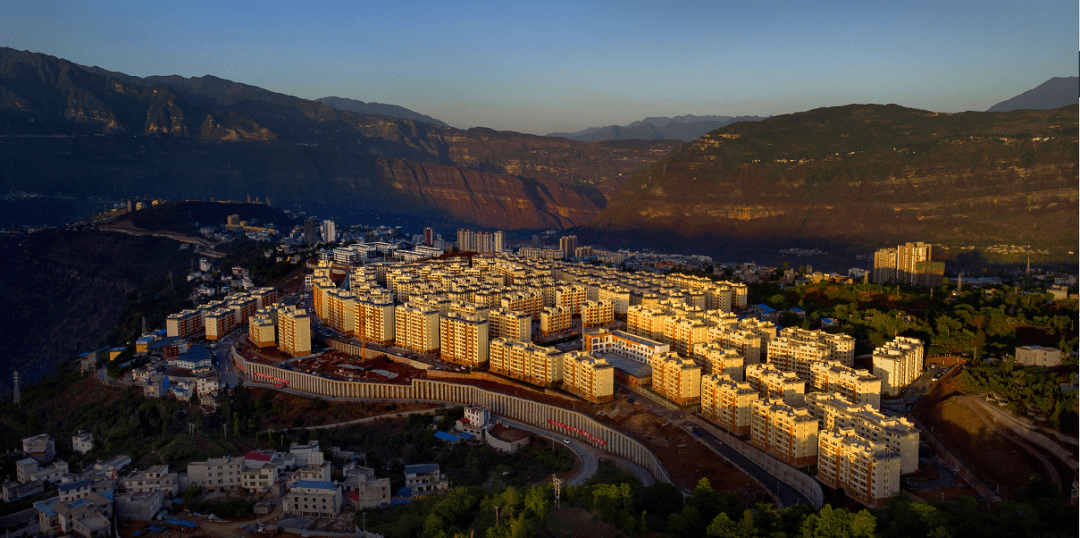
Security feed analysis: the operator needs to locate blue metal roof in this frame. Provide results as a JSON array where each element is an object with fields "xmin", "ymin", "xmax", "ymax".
[
  {"xmin": 293, "ymin": 480, "xmax": 335, "ymax": 490},
  {"xmin": 58, "ymin": 480, "xmax": 89, "ymax": 492},
  {"xmin": 404, "ymin": 464, "xmax": 439, "ymax": 475},
  {"xmin": 433, "ymin": 431, "xmax": 461, "ymax": 442}
]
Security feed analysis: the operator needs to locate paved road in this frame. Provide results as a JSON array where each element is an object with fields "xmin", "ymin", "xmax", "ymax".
[
  {"xmin": 907, "ymin": 460, "xmax": 958, "ymax": 490},
  {"xmin": 970, "ymin": 395, "xmax": 1078, "ymax": 472},
  {"xmin": 495, "ymin": 416, "xmax": 601, "ymax": 486},
  {"xmin": 960, "ymin": 394, "xmax": 1062, "ymax": 487},
  {"xmin": 688, "ymin": 418, "xmax": 809, "ymax": 508}
]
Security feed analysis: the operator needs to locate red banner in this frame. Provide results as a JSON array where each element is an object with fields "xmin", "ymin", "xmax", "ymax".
[
  {"xmin": 253, "ymin": 371, "xmax": 289, "ymax": 386},
  {"xmin": 547, "ymin": 419, "xmax": 607, "ymax": 446}
]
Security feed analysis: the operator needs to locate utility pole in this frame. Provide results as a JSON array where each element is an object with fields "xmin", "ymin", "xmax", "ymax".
[
  {"xmin": 553, "ymin": 476, "xmax": 562, "ymax": 509},
  {"xmin": 12, "ymin": 371, "xmax": 20, "ymax": 407}
]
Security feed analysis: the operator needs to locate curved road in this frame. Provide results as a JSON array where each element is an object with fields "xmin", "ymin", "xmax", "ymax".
[{"xmin": 960, "ymin": 395, "xmax": 1061, "ymax": 487}]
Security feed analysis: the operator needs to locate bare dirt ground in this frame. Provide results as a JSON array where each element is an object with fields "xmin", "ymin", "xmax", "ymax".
[
  {"xmin": 595, "ymin": 400, "xmax": 771, "ymax": 503},
  {"xmin": 912, "ymin": 373, "xmax": 1047, "ymax": 499}
]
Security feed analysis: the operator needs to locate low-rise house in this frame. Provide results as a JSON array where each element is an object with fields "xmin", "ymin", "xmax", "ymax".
[
  {"xmin": 2, "ymin": 480, "xmax": 44, "ymax": 502},
  {"xmin": 283, "ymin": 480, "xmax": 342, "ymax": 517},
  {"xmin": 72, "ymin": 432, "xmax": 94, "ymax": 455},
  {"xmin": 187, "ymin": 456, "xmax": 242, "ymax": 492},
  {"xmin": 115, "ymin": 490, "xmax": 163, "ymax": 521},
  {"xmin": 120, "ymin": 465, "xmax": 179, "ymax": 498},
  {"xmin": 342, "ymin": 466, "xmax": 391, "ymax": 509},
  {"xmin": 404, "ymin": 464, "xmax": 448, "ymax": 496}
]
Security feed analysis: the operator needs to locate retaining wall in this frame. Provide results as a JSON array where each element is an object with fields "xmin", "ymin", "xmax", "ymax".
[
  {"xmin": 232, "ymin": 347, "xmax": 671, "ymax": 484},
  {"xmin": 691, "ymin": 416, "xmax": 824, "ymax": 508}
]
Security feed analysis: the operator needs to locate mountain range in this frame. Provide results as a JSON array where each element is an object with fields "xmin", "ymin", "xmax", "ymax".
[
  {"xmin": 588, "ymin": 104, "xmax": 1078, "ymax": 257},
  {"xmin": 1, "ymin": 47, "xmax": 1077, "ymax": 258},
  {"xmin": 0, "ymin": 47, "xmax": 678, "ymax": 231},
  {"xmin": 548, "ymin": 114, "xmax": 769, "ymax": 142}
]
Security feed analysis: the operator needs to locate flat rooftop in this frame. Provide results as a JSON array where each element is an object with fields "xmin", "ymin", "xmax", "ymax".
[{"xmin": 600, "ymin": 353, "xmax": 652, "ymax": 378}]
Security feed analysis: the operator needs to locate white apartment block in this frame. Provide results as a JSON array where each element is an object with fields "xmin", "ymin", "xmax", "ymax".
[
  {"xmin": 652, "ymin": 351, "xmax": 702, "ymax": 406},
  {"xmin": 809, "ymin": 361, "xmax": 882, "ymax": 408},
  {"xmin": 746, "ymin": 363, "xmax": 805, "ymax": 407},
  {"xmin": 395, "ymin": 304, "xmax": 441, "ymax": 354},
  {"xmin": 872, "ymin": 337, "xmax": 924, "ymax": 396},
  {"xmin": 694, "ymin": 342, "xmax": 745, "ymax": 381},
  {"xmin": 818, "ymin": 428, "xmax": 901, "ymax": 507},
  {"xmin": 582, "ymin": 329, "xmax": 669, "ymax": 365},
  {"xmin": 439, "ymin": 312, "xmax": 489, "ymax": 368},
  {"xmin": 489, "ymin": 338, "xmax": 564, "ymax": 387},
  {"xmin": 489, "ymin": 308, "xmax": 532, "ymax": 342},
  {"xmin": 539, "ymin": 306, "xmax": 573, "ymax": 335},
  {"xmin": 502, "ymin": 290, "xmax": 543, "ymax": 320},
  {"xmin": 805, "ymin": 392, "xmax": 920, "ymax": 474},
  {"xmin": 1015, "ymin": 345, "xmax": 1062, "ymax": 367},
  {"xmin": 750, "ymin": 399, "xmax": 819, "ymax": 467},
  {"xmin": 562, "ymin": 351, "xmax": 615, "ymax": 404},
  {"xmin": 580, "ymin": 300, "xmax": 615, "ymax": 328},
  {"xmin": 187, "ymin": 457, "xmax": 242, "ymax": 491},
  {"xmin": 701, "ymin": 374, "xmax": 759, "ymax": 435},
  {"xmin": 283, "ymin": 481, "xmax": 342, "ymax": 517}
]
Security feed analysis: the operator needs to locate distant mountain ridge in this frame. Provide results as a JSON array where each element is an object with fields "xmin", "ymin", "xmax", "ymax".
[
  {"xmin": 987, "ymin": 77, "xmax": 1077, "ymax": 112},
  {"xmin": 0, "ymin": 47, "xmax": 679, "ymax": 231},
  {"xmin": 548, "ymin": 114, "xmax": 768, "ymax": 142},
  {"xmin": 316, "ymin": 96, "xmax": 448, "ymax": 127},
  {"xmin": 588, "ymin": 104, "xmax": 1079, "ymax": 257}
]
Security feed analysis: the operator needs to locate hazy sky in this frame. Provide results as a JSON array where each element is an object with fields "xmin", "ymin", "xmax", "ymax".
[{"xmin": 3, "ymin": 1, "xmax": 1075, "ymax": 134}]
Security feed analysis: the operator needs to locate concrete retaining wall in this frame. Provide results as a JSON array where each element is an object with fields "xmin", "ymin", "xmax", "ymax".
[{"xmin": 232, "ymin": 348, "xmax": 671, "ymax": 484}]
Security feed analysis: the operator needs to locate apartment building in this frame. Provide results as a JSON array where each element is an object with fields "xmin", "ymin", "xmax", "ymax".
[
  {"xmin": 745, "ymin": 363, "xmax": 805, "ymax": 407},
  {"xmin": 489, "ymin": 308, "xmax": 532, "ymax": 342},
  {"xmin": 694, "ymin": 342, "xmax": 746, "ymax": 381},
  {"xmin": 805, "ymin": 392, "xmax": 920, "ymax": 474},
  {"xmin": 582, "ymin": 329, "xmax": 669, "ymax": 365},
  {"xmin": 187, "ymin": 457, "xmax": 242, "ymax": 491},
  {"xmin": 539, "ymin": 306, "xmax": 573, "ymax": 335},
  {"xmin": 700, "ymin": 374, "xmax": 759, "ymax": 435},
  {"xmin": 166, "ymin": 309, "xmax": 204, "ymax": 338},
  {"xmin": 356, "ymin": 292, "xmax": 396, "ymax": 345},
  {"xmin": 1015, "ymin": 345, "xmax": 1063, "ymax": 367},
  {"xmin": 554, "ymin": 285, "xmax": 588, "ymax": 313},
  {"xmin": 597, "ymin": 286, "xmax": 631, "ymax": 317},
  {"xmin": 439, "ymin": 311, "xmax": 489, "ymax": 368},
  {"xmin": 809, "ymin": 361, "xmax": 881, "ymax": 408},
  {"xmin": 652, "ymin": 351, "xmax": 702, "ymax": 406},
  {"xmin": 23, "ymin": 434, "xmax": 55, "ymax": 464},
  {"xmin": 708, "ymin": 318, "xmax": 775, "ymax": 365},
  {"xmin": 872, "ymin": 337, "xmax": 924, "ymax": 396},
  {"xmin": 395, "ymin": 304, "xmax": 441, "ymax": 354},
  {"xmin": 502, "ymin": 290, "xmax": 543, "ymax": 320},
  {"xmin": 750, "ymin": 399, "xmax": 819, "ymax": 467},
  {"xmin": 283, "ymin": 481, "xmax": 342, "ymax": 516},
  {"xmin": 248, "ymin": 312, "xmax": 277, "ymax": 348},
  {"xmin": 667, "ymin": 315, "xmax": 710, "ymax": 357},
  {"xmin": 489, "ymin": 338, "xmax": 564, "ymax": 387},
  {"xmin": 562, "ymin": 351, "xmax": 615, "ymax": 403},
  {"xmin": 277, "ymin": 306, "xmax": 312, "ymax": 357},
  {"xmin": 766, "ymin": 335, "xmax": 830, "ymax": 381},
  {"xmin": 580, "ymin": 300, "xmax": 615, "ymax": 328},
  {"xmin": 817, "ymin": 428, "xmax": 901, "ymax": 507}
]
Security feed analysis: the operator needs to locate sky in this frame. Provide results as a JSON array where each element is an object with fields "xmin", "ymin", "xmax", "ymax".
[{"xmin": 2, "ymin": 1, "xmax": 1075, "ymax": 134}]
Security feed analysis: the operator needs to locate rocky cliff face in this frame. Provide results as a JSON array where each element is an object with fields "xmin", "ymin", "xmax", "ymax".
[
  {"xmin": 590, "ymin": 105, "xmax": 1079, "ymax": 254},
  {"xmin": 0, "ymin": 48, "xmax": 677, "ymax": 229}
]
